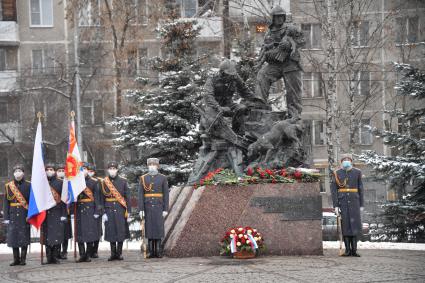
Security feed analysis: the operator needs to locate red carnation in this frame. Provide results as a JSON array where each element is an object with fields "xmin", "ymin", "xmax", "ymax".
[
  {"xmin": 247, "ymin": 167, "xmax": 254, "ymax": 176},
  {"xmin": 280, "ymin": 169, "xmax": 287, "ymax": 177},
  {"xmin": 294, "ymin": 170, "xmax": 302, "ymax": 179},
  {"xmin": 265, "ymin": 169, "xmax": 274, "ymax": 175},
  {"xmin": 260, "ymin": 172, "xmax": 266, "ymax": 179}
]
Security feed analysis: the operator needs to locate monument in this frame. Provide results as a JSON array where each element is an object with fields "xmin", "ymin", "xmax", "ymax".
[{"xmin": 163, "ymin": 6, "xmax": 322, "ymax": 257}]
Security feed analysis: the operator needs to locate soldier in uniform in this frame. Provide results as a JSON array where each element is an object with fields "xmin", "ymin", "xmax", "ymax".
[
  {"xmin": 43, "ymin": 163, "xmax": 67, "ymax": 264},
  {"xmin": 55, "ymin": 163, "xmax": 72, "ymax": 260},
  {"xmin": 138, "ymin": 158, "xmax": 169, "ymax": 258},
  {"xmin": 75, "ymin": 163, "xmax": 102, "ymax": 262},
  {"xmin": 331, "ymin": 154, "xmax": 365, "ymax": 257},
  {"xmin": 100, "ymin": 162, "xmax": 130, "ymax": 261},
  {"xmin": 255, "ymin": 6, "xmax": 305, "ymax": 119},
  {"xmin": 87, "ymin": 164, "xmax": 102, "ymax": 258},
  {"xmin": 2, "ymin": 164, "xmax": 31, "ymax": 266}
]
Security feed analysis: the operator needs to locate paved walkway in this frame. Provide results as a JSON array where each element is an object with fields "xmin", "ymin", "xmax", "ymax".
[{"xmin": 0, "ymin": 249, "xmax": 424, "ymax": 282}]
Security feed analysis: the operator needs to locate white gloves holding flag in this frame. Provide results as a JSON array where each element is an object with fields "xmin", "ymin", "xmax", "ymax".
[
  {"xmin": 102, "ymin": 214, "xmax": 108, "ymax": 222},
  {"xmin": 3, "ymin": 220, "xmax": 10, "ymax": 225},
  {"xmin": 162, "ymin": 211, "xmax": 168, "ymax": 218},
  {"xmin": 60, "ymin": 217, "xmax": 67, "ymax": 222},
  {"xmin": 94, "ymin": 214, "xmax": 99, "ymax": 219},
  {"xmin": 334, "ymin": 207, "xmax": 340, "ymax": 216},
  {"xmin": 360, "ymin": 207, "xmax": 364, "ymax": 212},
  {"xmin": 139, "ymin": 211, "xmax": 144, "ymax": 219}
]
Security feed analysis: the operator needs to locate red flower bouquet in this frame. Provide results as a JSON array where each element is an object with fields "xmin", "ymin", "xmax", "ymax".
[{"xmin": 220, "ymin": 226, "xmax": 266, "ymax": 257}]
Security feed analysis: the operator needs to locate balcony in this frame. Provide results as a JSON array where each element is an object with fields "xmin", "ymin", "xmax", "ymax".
[
  {"xmin": 0, "ymin": 71, "xmax": 17, "ymax": 91},
  {"xmin": 194, "ymin": 17, "xmax": 223, "ymax": 41},
  {"xmin": 0, "ymin": 21, "xmax": 19, "ymax": 46}
]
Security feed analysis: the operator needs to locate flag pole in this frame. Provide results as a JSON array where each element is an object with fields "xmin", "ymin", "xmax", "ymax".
[
  {"xmin": 70, "ymin": 111, "xmax": 78, "ymax": 262},
  {"xmin": 37, "ymin": 112, "xmax": 44, "ymax": 265}
]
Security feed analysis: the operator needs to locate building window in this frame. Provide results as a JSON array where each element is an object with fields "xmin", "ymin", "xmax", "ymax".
[
  {"xmin": 31, "ymin": 49, "xmax": 55, "ymax": 74},
  {"xmin": 0, "ymin": 151, "xmax": 8, "ymax": 177},
  {"xmin": 396, "ymin": 17, "xmax": 418, "ymax": 44},
  {"xmin": 127, "ymin": 49, "xmax": 138, "ymax": 76},
  {"xmin": 130, "ymin": 0, "xmax": 148, "ymax": 25},
  {"xmin": 353, "ymin": 71, "xmax": 370, "ymax": 96},
  {"xmin": 30, "ymin": 0, "xmax": 53, "ymax": 26},
  {"xmin": 352, "ymin": 21, "xmax": 369, "ymax": 47},
  {"xmin": 1, "ymin": 0, "xmax": 17, "ymax": 21},
  {"xmin": 178, "ymin": 0, "xmax": 197, "ymax": 18},
  {"xmin": 82, "ymin": 99, "xmax": 104, "ymax": 126},
  {"xmin": 301, "ymin": 23, "xmax": 321, "ymax": 49},
  {"xmin": 358, "ymin": 119, "xmax": 373, "ymax": 145},
  {"xmin": 312, "ymin": 120, "xmax": 325, "ymax": 145},
  {"xmin": 138, "ymin": 47, "xmax": 149, "ymax": 75},
  {"xmin": 79, "ymin": 0, "xmax": 101, "ymax": 27},
  {"xmin": 0, "ymin": 100, "xmax": 20, "ymax": 123},
  {"xmin": 0, "ymin": 48, "xmax": 6, "ymax": 71},
  {"xmin": 94, "ymin": 148, "xmax": 105, "ymax": 174},
  {"xmin": 302, "ymin": 72, "xmax": 322, "ymax": 98}
]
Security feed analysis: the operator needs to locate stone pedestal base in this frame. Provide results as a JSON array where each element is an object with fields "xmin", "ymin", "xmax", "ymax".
[{"xmin": 165, "ymin": 182, "xmax": 323, "ymax": 257}]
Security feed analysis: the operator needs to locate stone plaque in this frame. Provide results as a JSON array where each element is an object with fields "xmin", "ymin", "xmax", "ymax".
[{"xmin": 250, "ymin": 196, "xmax": 322, "ymax": 221}]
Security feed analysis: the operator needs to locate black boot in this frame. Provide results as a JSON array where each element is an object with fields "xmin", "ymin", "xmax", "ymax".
[
  {"xmin": 77, "ymin": 243, "xmax": 86, "ymax": 262},
  {"xmin": 51, "ymin": 245, "xmax": 60, "ymax": 264},
  {"xmin": 60, "ymin": 240, "xmax": 68, "ymax": 259},
  {"xmin": 147, "ymin": 240, "xmax": 154, "ymax": 258},
  {"xmin": 91, "ymin": 241, "xmax": 99, "ymax": 258},
  {"xmin": 85, "ymin": 243, "xmax": 92, "ymax": 262},
  {"xmin": 108, "ymin": 242, "xmax": 117, "ymax": 261},
  {"xmin": 342, "ymin": 237, "xmax": 351, "ymax": 256},
  {"xmin": 116, "ymin": 242, "xmax": 123, "ymax": 260},
  {"xmin": 351, "ymin": 236, "xmax": 361, "ymax": 257},
  {"xmin": 10, "ymin": 248, "xmax": 20, "ymax": 266},
  {"xmin": 155, "ymin": 240, "xmax": 163, "ymax": 258},
  {"xmin": 45, "ymin": 245, "xmax": 52, "ymax": 264},
  {"xmin": 20, "ymin": 246, "xmax": 28, "ymax": 266}
]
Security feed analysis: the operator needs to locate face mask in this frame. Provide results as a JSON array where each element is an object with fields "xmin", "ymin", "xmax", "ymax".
[
  {"xmin": 83, "ymin": 168, "xmax": 88, "ymax": 177},
  {"xmin": 148, "ymin": 165, "xmax": 158, "ymax": 175},
  {"xmin": 108, "ymin": 169, "xmax": 118, "ymax": 178},
  {"xmin": 57, "ymin": 171, "xmax": 65, "ymax": 178},
  {"xmin": 88, "ymin": 171, "xmax": 95, "ymax": 177},
  {"xmin": 342, "ymin": 160, "xmax": 352, "ymax": 170},
  {"xmin": 46, "ymin": 170, "xmax": 55, "ymax": 177},
  {"xmin": 14, "ymin": 170, "xmax": 24, "ymax": 181}
]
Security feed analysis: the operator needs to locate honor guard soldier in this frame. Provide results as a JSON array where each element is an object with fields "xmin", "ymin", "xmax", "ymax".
[
  {"xmin": 138, "ymin": 158, "xmax": 169, "ymax": 258},
  {"xmin": 75, "ymin": 163, "xmax": 102, "ymax": 262},
  {"xmin": 56, "ymin": 163, "xmax": 72, "ymax": 260},
  {"xmin": 43, "ymin": 163, "xmax": 67, "ymax": 264},
  {"xmin": 100, "ymin": 162, "xmax": 130, "ymax": 261},
  {"xmin": 2, "ymin": 164, "xmax": 31, "ymax": 266},
  {"xmin": 331, "ymin": 154, "xmax": 365, "ymax": 257},
  {"xmin": 87, "ymin": 164, "xmax": 102, "ymax": 258}
]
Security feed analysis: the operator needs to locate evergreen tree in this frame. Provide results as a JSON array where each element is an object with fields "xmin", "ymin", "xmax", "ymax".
[
  {"xmin": 113, "ymin": 17, "xmax": 210, "ymax": 185},
  {"xmin": 359, "ymin": 63, "xmax": 425, "ymax": 242}
]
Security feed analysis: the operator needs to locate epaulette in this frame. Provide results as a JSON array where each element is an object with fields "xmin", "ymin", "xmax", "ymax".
[
  {"xmin": 25, "ymin": 180, "xmax": 31, "ymax": 184},
  {"xmin": 90, "ymin": 177, "xmax": 98, "ymax": 182}
]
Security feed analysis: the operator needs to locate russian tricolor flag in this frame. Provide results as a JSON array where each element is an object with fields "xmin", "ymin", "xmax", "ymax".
[
  {"xmin": 61, "ymin": 118, "xmax": 86, "ymax": 204},
  {"xmin": 27, "ymin": 121, "xmax": 57, "ymax": 229}
]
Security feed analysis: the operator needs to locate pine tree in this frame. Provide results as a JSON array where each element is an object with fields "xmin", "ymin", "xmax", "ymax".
[
  {"xmin": 113, "ymin": 17, "xmax": 210, "ymax": 185},
  {"xmin": 359, "ymin": 63, "xmax": 425, "ymax": 242}
]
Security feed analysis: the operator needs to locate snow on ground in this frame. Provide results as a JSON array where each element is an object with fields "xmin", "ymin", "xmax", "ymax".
[{"xmin": 1, "ymin": 241, "xmax": 424, "ymax": 254}]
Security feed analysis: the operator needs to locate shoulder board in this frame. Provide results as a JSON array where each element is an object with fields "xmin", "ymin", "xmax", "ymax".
[
  {"xmin": 121, "ymin": 177, "xmax": 128, "ymax": 181},
  {"xmin": 25, "ymin": 180, "xmax": 31, "ymax": 184},
  {"xmin": 90, "ymin": 177, "xmax": 98, "ymax": 182}
]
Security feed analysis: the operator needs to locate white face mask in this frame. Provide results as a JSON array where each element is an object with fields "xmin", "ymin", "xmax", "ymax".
[
  {"xmin": 46, "ymin": 170, "xmax": 55, "ymax": 178},
  {"xmin": 57, "ymin": 171, "xmax": 65, "ymax": 178},
  {"xmin": 108, "ymin": 169, "xmax": 118, "ymax": 178},
  {"xmin": 14, "ymin": 170, "xmax": 24, "ymax": 181},
  {"xmin": 88, "ymin": 171, "xmax": 95, "ymax": 177},
  {"xmin": 148, "ymin": 165, "xmax": 159, "ymax": 175}
]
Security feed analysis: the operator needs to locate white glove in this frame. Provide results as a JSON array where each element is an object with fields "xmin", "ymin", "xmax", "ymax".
[
  {"xmin": 3, "ymin": 220, "xmax": 10, "ymax": 225},
  {"xmin": 102, "ymin": 214, "xmax": 108, "ymax": 222},
  {"xmin": 162, "ymin": 211, "xmax": 168, "ymax": 217},
  {"xmin": 139, "ymin": 211, "xmax": 144, "ymax": 219},
  {"xmin": 360, "ymin": 207, "xmax": 364, "ymax": 212},
  {"xmin": 70, "ymin": 215, "xmax": 74, "ymax": 221},
  {"xmin": 94, "ymin": 214, "xmax": 100, "ymax": 219},
  {"xmin": 60, "ymin": 217, "xmax": 67, "ymax": 222},
  {"xmin": 334, "ymin": 207, "xmax": 340, "ymax": 216}
]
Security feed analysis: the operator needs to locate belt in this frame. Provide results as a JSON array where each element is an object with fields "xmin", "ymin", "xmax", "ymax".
[
  {"xmin": 144, "ymin": 193, "xmax": 163, "ymax": 198},
  {"xmin": 106, "ymin": 198, "xmax": 117, "ymax": 202},
  {"xmin": 10, "ymin": 203, "xmax": 22, "ymax": 207},
  {"xmin": 338, "ymin": 188, "xmax": 358, "ymax": 193},
  {"xmin": 78, "ymin": 198, "xmax": 94, "ymax": 203}
]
